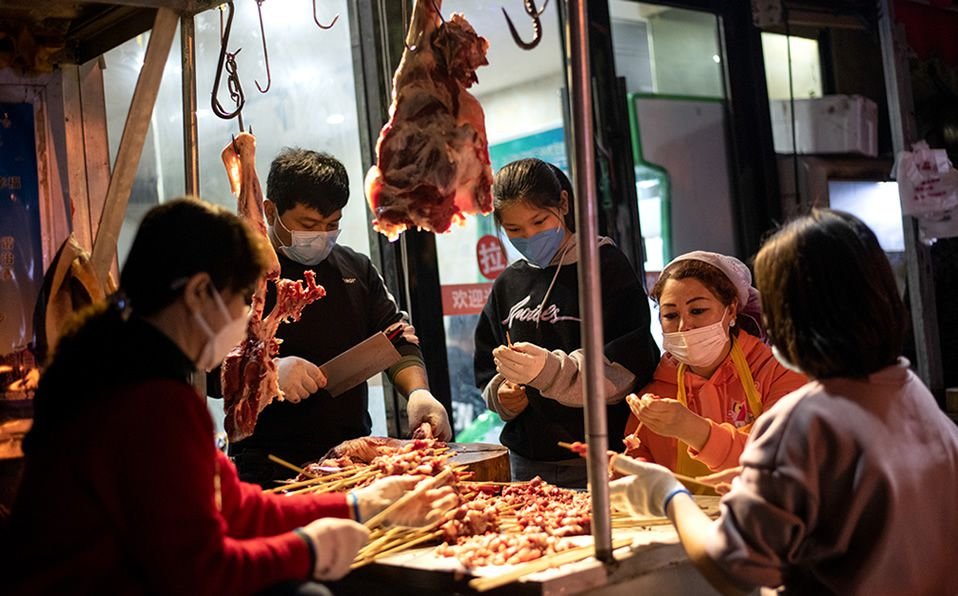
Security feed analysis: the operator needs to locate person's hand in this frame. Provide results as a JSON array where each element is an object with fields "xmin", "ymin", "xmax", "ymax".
[
  {"xmin": 497, "ymin": 381, "xmax": 529, "ymax": 417},
  {"xmin": 493, "ymin": 342, "xmax": 550, "ymax": 385},
  {"xmin": 385, "ymin": 321, "xmax": 419, "ymax": 346},
  {"xmin": 349, "ymin": 476, "xmax": 459, "ymax": 527},
  {"xmin": 695, "ymin": 466, "xmax": 742, "ymax": 495},
  {"xmin": 406, "ymin": 390, "xmax": 453, "ymax": 441},
  {"xmin": 277, "ymin": 356, "xmax": 327, "ymax": 403},
  {"xmin": 297, "ymin": 517, "xmax": 369, "ymax": 581},
  {"xmin": 628, "ymin": 393, "xmax": 710, "ymax": 449},
  {"xmin": 608, "ymin": 454, "xmax": 689, "ymax": 518}
]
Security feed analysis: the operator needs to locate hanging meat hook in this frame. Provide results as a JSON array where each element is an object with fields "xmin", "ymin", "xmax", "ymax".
[
  {"xmin": 254, "ymin": 0, "xmax": 271, "ymax": 93},
  {"xmin": 503, "ymin": 0, "xmax": 549, "ymax": 50},
  {"xmin": 312, "ymin": 0, "xmax": 340, "ymax": 30},
  {"xmin": 211, "ymin": 1, "xmax": 246, "ymax": 129}
]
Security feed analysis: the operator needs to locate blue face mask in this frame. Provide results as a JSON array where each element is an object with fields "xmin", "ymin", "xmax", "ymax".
[
  {"xmin": 271, "ymin": 215, "xmax": 341, "ymax": 266},
  {"xmin": 509, "ymin": 227, "xmax": 565, "ymax": 268}
]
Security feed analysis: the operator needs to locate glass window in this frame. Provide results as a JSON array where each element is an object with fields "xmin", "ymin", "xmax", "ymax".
[
  {"xmin": 761, "ymin": 32, "xmax": 823, "ymax": 101},
  {"xmin": 101, "ymin": 1, "xmax": 381, "ymax": 431},
  {"xmin": 610, "ymin": 1, "xmax": 724, "ymax": 98},
  {"xmin": 104, "ymin": 1, "xmax": 368, "ymax": 265}
]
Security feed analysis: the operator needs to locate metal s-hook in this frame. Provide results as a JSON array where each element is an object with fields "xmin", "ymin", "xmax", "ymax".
[
  {"xmin": 312, "ymin": 0, "xmax": 339, "ymax": 30},
  {"xmin": 503, "ymin": 0, "xmax": 548, "ymax": 50},
  {"xmin": 254, "ymin": 0, "xmax": 271, "ymax": 93},
  {"xmin": 211, "ymin": 1, "xmax": 246, "ymax": 128}
]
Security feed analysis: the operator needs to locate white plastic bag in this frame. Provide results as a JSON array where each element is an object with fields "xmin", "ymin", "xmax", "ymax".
[{"xmin": 895, "ymin": 141, "xmax": 958, "ymax": 216}]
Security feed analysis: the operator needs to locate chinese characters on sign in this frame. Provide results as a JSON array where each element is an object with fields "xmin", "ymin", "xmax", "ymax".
[
  {"xmin": 441, "ymin": 283, "xmax": 493, "ymax": 316},
  {"xmin": 476, "ymin": 234, "xmax": 507, "ymax": 280}
]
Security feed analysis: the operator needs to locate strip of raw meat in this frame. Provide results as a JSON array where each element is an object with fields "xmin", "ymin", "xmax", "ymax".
[
  {"xmin": 219, "ymin": 133, "xmax": 325, "ymax": 441},
  {"xmin": 364, "ymin": 0, "xmax": 493, "ymax": 239}
]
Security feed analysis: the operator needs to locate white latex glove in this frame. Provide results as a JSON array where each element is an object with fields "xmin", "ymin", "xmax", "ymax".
[
  {"xmin": 297, "ymin": 518, "xmax": 369, "ymax": 581},
  {"xmin": 608, "ymin": 454, "xmax": 689, "ymax": 518},
  {"xmin": 277, "ymin": 356, "xmax": 327, "ymax": 403},
  {"xmin": 492, "ymin": 342, "xmax": 550, "ymax": 385},
  {"xmin": 406, "ymin": 389, "xmax": 453, "ymax": 441},
  {"xmin": 350, "ymin": 476, "xmax": 459, "ymax": 527}
]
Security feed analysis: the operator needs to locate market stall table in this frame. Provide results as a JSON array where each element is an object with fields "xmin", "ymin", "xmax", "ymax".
[{"xmin": 332, "ymin": 496, "xmax": 722, "ymax": 596}]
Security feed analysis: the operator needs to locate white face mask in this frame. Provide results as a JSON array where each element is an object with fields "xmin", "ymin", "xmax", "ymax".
[
  {"xmin": 193, "ymin": 286, "xmax": 250, "ymax": 372},
  {"xmin": 662, "ymin": 308, "xmax": 731, "ymax": 368},
  {"xmin": 271, "ymin": 214, "xmax": 340, "ymax": 266}
]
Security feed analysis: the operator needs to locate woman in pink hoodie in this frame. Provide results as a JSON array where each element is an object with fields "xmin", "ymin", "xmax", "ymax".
[{"xmin": 623, "ymin": 251, "xmax": 806, "ymax": 476}]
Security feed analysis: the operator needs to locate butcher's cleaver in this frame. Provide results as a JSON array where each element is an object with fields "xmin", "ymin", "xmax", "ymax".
[{"xmin": 319, "ymin": 332, "xmax": 402, "ymax": 397}]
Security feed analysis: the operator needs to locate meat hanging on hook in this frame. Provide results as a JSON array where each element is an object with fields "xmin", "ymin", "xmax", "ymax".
[
  {"xmin": 312, "ymin": 0, "xmax": 340, "ymax": 29},
  {"xmin": 211, "ymin": 1, "xmax": 246, "ymax": 131},
  {"xmin": 254, "ymin": 0, "xmax": 271, "ymax": 93},
  {"xmin": 502, "ymin": 0, "xmax": 549, "ymax": 50}
]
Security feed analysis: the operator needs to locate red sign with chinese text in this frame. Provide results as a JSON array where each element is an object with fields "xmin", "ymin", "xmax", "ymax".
[
  {"xmin": 476, "ymin": 234, "xmax": 508, "ymax": 280},
  {"xmin": 441, "ymin": 283, "xmax": 493, "ymax": 316}
]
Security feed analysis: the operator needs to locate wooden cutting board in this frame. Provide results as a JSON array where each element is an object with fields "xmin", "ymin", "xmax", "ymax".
[{"xmin": 447, "ymin": 442, "xmax": 510, "ymax": 483}]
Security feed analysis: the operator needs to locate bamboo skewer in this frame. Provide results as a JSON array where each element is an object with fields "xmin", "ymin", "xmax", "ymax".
[
  {"xmin": 469, "ymin": 538, "xmax": 634, "ymax": 592},
  {"xmin": 555, "ymin": 442, "xmax": 717, "ymax": 491},
  {"xmin": 267, "ymin": 454, "xmax": 313, "ymax": 478}
]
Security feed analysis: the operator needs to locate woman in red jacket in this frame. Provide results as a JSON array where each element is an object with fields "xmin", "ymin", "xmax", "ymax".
[
  {"xmin": 624, "ymin": 251, "xmax": 806, "ymax": 476},
  {"xmin": 5, "ymin": 198, "xmax": 452, "ymax": 595}
]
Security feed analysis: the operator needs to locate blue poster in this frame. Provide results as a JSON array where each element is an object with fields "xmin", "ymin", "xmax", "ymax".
[
  {"xmin": 0, "ymin": 103, "xmax": 43, "ymax": 358},
  {"xmin": 488, "ymin": 126, "xmax": 569, "ymax": 176}
]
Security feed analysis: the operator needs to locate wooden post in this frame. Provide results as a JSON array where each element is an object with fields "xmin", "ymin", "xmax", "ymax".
[{"xmin": 89, "ymin": 7, "xmax": 178, "ymax": 283}]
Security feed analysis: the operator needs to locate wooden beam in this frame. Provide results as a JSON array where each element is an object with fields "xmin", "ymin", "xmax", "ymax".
[{"xmin": 89, "ymin": 7, "xmax": 177, "ymax": 283}]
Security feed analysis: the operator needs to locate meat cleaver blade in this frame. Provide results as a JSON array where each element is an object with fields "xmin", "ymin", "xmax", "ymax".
[{"xmin": 318, "ymin": 332, "xmax": 402, "ymax": 398}]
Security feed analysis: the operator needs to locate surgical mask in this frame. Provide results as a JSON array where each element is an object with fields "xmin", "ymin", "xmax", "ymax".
[
  {"xmin": 662, "ymin": 309, "xmax": 730, "ymax": 368},
  {"xmin": 772, "ymin": 344, "xmax": 803, "ymax": 374},
  {"xmin": 193, "ymin": 286, "xmax": 250, "ymax": 372},
  {"xmin": 272, "ymin": 215, "xmax": 341, "ymax": 266},
  {"xmin": 510, "ymin": 226, "xmax": 565, "ymax": 268}
]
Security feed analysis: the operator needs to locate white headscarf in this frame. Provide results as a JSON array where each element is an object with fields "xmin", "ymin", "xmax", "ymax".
[{"xmin": 663, "ymin": 250, "xmax": 764, "ymax": 337}]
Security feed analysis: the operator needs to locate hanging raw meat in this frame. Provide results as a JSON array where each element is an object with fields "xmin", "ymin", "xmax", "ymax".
[
  {"xmin": 219, "ymin": 133, "xmax": 326, "ymax": 441},
  {"xmin": 364, "ymin": 0, "xmax": 493, "ymax": 239}
]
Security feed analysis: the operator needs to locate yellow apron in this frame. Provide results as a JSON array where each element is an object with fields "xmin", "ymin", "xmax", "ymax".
[{"xmin": 675, "ymin": 335, "xmax": 763, "ymax": 483}]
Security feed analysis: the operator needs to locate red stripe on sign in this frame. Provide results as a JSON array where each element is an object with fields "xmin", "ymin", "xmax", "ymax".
[{"xmin": 441, "ymin": 283, "xmax": 493, "ymax": 316}]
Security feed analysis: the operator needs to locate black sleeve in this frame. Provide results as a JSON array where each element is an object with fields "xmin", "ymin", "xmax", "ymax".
[
  {"xmin": 363, "ymin": 257, "xmax": 423, "ymax": 361},
  {"xmin": 600, "ymin": 246, "xmax": 660, "ymax": 390}
]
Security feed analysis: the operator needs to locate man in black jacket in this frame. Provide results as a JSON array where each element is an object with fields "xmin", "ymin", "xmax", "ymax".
[{"xmin": 229, "ymin": 148, "xmax": 451, "ymax": 487}]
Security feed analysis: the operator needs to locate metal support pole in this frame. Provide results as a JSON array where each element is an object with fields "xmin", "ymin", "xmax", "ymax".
[
  {"xmin": 181, "ymin": 11, "xmax": 205, "ymax": 397},
  {"xmin": 566, "ymin": 0, "xmax": 612, "ymax": 563},
  {"xmin": 182, "ymin": 13, "xmax": 200, "ymax": 197},
  {"xmin": 878, "ymin": 0, "xmax": 944, "ymax": 399}
]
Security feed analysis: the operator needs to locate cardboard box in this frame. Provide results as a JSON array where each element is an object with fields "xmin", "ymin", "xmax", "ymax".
[{"xmin": 771, "ymin": 95, "xmax": 878, "ymax": 157}]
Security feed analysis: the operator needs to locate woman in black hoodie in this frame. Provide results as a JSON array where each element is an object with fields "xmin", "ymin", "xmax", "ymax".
[{"xmin": 474, "ymin": 159, "xmax": 659, "ymax": 488}]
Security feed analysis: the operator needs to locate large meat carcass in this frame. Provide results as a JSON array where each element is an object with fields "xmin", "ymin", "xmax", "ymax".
[
  {"xmin": 365, "ymin": 0, "xmax": 494, "ymax": 239},
  {"xmin": 220, "ymin": 133, "xmax": 325, "ymax": 441}
]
